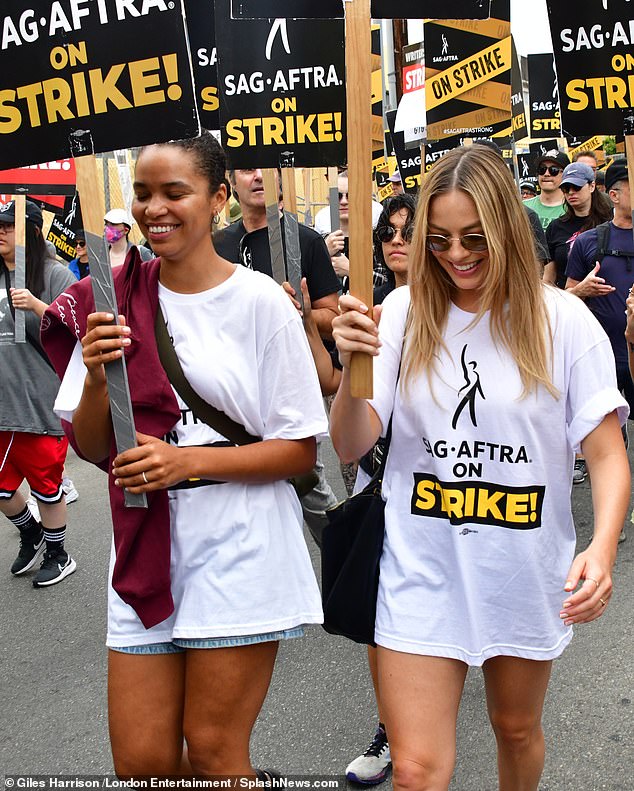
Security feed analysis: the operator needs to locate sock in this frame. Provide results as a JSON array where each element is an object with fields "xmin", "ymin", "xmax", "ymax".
[
  {"xmin": 43, "ymin": 526, "xmax": 66, "ymax": 554},
  {"xmin": 7, "ymin": 506, "xmax": 40, "ymax": 535},
  {"xmin": 378, "ymin": 722, "xmax": 387, "ymax": 739}
]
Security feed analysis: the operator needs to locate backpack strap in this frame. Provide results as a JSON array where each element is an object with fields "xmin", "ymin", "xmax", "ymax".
[{"xmin": 594, "ymin": 221, "xmax": 611, "ymax": 266}]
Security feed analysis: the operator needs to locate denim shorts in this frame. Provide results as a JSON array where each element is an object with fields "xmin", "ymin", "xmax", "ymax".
[{"xmin": 110, "ymin": 627, "xmax": 304, "ymax": 654}]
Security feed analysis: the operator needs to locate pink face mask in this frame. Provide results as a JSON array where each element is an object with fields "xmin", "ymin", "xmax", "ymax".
[{"xmin": 105, "ymin": 225, "xmax": 126, "ymax": 244}]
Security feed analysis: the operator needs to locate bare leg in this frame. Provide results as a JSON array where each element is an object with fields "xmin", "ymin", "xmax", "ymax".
[
  {"xmin": 0, "ymin": 491, "xmax": 28, "ymax": 518},
  {"xmin": 38, "ymin": 500, "xmax": 67, "ymax": 530},
  {"xmin": 108, "ymin": 650, "xmax": 186, "ymax": 778},
  {"xmin": 483, "ymin": 656, "xmax": 552, "ymax": 791},
  {"xmin": 377, "ymin": 648, "xmax": 468, "ymax": 791},
  {"xmin": 183, "ymin": 641, "xmax": 279, "ymax": 776}
]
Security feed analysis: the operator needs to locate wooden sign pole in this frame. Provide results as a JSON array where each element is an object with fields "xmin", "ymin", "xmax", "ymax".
[
  {"xmin": 75, "ymin": 155, "xmax": 147, "ymax": 509},
  {"xmin": 328, "ymin": 165, "xmax": 340, "ymax": 232},
  {"xmin": 303, "ymin": 168, "xmax": 313, "ymax": 226},
  {"xmin": 624, "ymin": 116, "xmax": 634, "ymax": 246},
  {"xmin": 13, "ymin": 194, "xmax": 26, "ymax": 343},
  {"xmin": 346, "ymin": 0, "xmax": 374, "ymax": 399}
]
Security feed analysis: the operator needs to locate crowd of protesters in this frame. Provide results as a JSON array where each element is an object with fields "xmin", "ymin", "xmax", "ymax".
[{"xmin": 1, "ymin": 133, "xmax": 631, "ymax": 791}]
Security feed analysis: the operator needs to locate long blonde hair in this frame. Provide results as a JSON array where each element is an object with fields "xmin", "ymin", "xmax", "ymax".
[{"xmin": 404, "ymin": 145, "xmax": 557, "ymax": 398}]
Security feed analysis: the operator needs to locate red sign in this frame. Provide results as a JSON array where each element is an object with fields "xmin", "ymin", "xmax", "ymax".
[{"xmin": 0, "ymin": 160, "xmax": 76, "ymax": 195}]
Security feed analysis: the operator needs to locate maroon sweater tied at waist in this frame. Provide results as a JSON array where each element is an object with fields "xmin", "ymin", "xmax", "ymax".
[{"xmin": 41, "ymin": 251, "xmax": 181, "ymax": 629}]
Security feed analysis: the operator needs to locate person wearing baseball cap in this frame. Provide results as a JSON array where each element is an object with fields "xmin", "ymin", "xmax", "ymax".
[
  {"xmin": 519, "ymin": 181, "xmax": 537, "ymax": 200},
  {"xmin": 387, "ymin": 170, "xmax": 404, "ymax": 196},
  {"xmin": 524, "ymin": 149, "xmax": 570, "ymax": 231},
  {"xmin": 104, "ymin": 207, "xmax": 154, "ymax": 268},
  {"xmin": 0, "ymin": 197, "xmax": 79, "ymax": 585}
]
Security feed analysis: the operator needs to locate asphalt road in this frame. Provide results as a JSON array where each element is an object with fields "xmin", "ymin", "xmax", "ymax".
[{"xmin": 1, "ymin": 441, "xmax": 632, "ymax": 790}]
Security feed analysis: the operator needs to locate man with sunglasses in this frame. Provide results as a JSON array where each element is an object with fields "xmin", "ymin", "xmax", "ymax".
[
  {"xmin": 68, "ymin": 231, "xmax": 89, "ymax": 280},
  {"xmin": 523, "ymin": 150, "xmax": 570, "ymax": 231}
]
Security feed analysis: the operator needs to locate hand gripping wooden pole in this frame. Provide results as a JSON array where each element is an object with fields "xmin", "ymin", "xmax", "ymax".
[{"xmin": 346, "ymin": 0, "xmax": 374, "ymax": 398}]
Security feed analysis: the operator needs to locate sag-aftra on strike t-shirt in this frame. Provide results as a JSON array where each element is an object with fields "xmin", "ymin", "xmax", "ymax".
[{"xmin": 368, "ymin": 286, "xmax": 627, "ymax": 665}]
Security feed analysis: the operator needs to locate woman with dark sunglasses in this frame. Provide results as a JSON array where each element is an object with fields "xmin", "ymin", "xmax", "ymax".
[
  {"xmin": 330, "ymin": 145, "xmax": 628, "ymax": 791},
  {"xmin": 545, "ymin": 162, "xmax": 612, "ymax": 289}
]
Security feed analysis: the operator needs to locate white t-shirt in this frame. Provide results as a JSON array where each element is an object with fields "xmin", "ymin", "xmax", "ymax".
[
  {"xmin": 368, "ymin": 285, "xmax": 628, "ymax": 666},
  {"xmin": 313, "ymin": 200, "xmax": 384, "ymax": 235},
  {"xmin": 55, "ymin": 266, "xmax": 327, "ymax": 647}
]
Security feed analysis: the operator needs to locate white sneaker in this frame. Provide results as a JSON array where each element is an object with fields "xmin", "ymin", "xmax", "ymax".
[
  {"xmin": 62, "ymin": 477, "xmax": 79, "ymax": 504},
  {"xmin": 26, "ymin": 496, "xmax": 40, "ymax": 523},
  {"xmin": 345, "ymin": 725, "xmax": 391, "ymax": 785}
]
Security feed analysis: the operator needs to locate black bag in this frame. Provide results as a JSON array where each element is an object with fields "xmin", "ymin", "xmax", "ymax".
[{"xmin": 321, "ymin": 421, "xmax": 392, "ymax": 646}]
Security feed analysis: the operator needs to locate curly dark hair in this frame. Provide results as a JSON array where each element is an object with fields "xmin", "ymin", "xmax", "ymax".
[
  {"xmin": 142, "ymin": 132, "xmax": 227, "ymax": 196},
  {"xmin": 373, "ymin": 194, "xmax": 417, "ymax": 287}
]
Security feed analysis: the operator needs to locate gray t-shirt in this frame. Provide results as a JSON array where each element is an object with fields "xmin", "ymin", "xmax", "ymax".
[{"xmin": 0, "ymin": 259, "xmax": 76, "ymax": 435}]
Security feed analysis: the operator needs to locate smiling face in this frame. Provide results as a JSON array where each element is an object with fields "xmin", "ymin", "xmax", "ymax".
[
  {"xmin": 427, "ymin": 189, "xmax": 489, "ymax": 312},
  {"xmin": 132, "ymin": 145, "xmax": 223, "ymax": 265},
  {"xmin": 381, "ymin": 207, "xmax": 411, "ymax": 286}
]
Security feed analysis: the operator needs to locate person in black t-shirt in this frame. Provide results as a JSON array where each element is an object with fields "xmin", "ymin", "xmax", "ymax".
[{"xmin": 214, "ymin": 168, "xmax": 339, "ymax": 339}]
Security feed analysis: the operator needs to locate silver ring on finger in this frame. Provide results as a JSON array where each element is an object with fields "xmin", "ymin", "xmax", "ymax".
[{"xmin": 142, "ymin": 471, "xmax": 149, "ymax": 484}]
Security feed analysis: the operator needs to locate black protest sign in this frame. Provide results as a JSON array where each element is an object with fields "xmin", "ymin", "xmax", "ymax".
[
  {"xmin": 510, "ymin": 42, "xmax": 528, "ymax": 141},
  {"xmin": 216, "ymin": 1, "xmax": 346, "ymax": 168},
  {"xmin": 527, "ymin": 54, "xmax": 561, "ymax": 138},
  {"xmin": 47, "ymin": 194, "xmax": 82, "ymax": 263},
  {"xmin": 424, "ymin": 0, "xmax": 512, "ymax": 141},
  {"xmin": 185, "ymin": 0, "xmax": 219, "ymax": 131},
  {"xmin": 546, "ymin": 0, "xmax": 634, "ymax": 136},
  {"xmin": 528, "ymin": 139, "xmax": 561, "ymax": 172},
  {"xmin": 516, "ymin": 154, "xmax": 537, "ymax": 189},
  {"xmin": 230, "ymin": 1, "xmax": 344, "ymax": 18},
  {"xmin": 371, "ymin": 0, "xmax": 491, "ymax": 19},
  {"xmin": 386, "ymin": 110, "xmax": 421, "ymax": 194},
  {"xmin": 0, "ymin": 1, "xmax": 199, "ymax": 170}
]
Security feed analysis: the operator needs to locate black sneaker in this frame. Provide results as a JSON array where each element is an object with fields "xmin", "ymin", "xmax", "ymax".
[
  {"xmin": 11, "ymin": 529, "xmax": 44, "ymax": 575},
  {"xmin": 572, "ymin": 458, "xmax": 587, "ymax": 485},
  {"xmin": 32, "ymin": 547, "xmax": 77, "ymax": 587}
]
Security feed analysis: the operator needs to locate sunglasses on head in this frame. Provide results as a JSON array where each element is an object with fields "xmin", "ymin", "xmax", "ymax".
[
  {"xmin": 376, "ymin": 223, "xmax": 414, "ymax": 243},
  {"xmin": 425, "ymin": 233, "xmax": 488, "ymax": 253},
  {"xmin": 538, "ymin": 165, "xmax": 563, "ymax": 176}
]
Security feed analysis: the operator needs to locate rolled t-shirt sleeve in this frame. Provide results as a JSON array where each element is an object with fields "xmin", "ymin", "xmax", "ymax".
[{"xmin": 368, "ymin": 286, "xmax": 410, "ymax": 436}]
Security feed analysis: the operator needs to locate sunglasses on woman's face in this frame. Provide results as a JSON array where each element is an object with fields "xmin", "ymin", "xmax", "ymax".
[
  {"xmin": 537, "ymin": 165, "xmax": 563, "ymax": 177},
  {"xmin": 376, "ymin": 223, "xmax": 414, "ymax": 243},
  {"xmin": 561, "ymin": 183, "xmax": 587, "ymax": 194},
  {"xmin": 425, "ymin": 233, "xmax": 488, "ymax": 252}
]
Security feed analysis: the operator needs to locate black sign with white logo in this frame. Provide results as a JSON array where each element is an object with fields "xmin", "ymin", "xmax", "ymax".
[
  {"xmin": 546, "ymin": 0, "xmax": 634, "ymax": 135},
  {"xmin": 185, "ymin": 0, "xmax": 220, "ymax": 131},
  {"xmin": 385, "ymin": 110, "xmax": 421, "ymax": 195},
  {"xmin": 527, "ymin": 54, "xmax": 561, "ymax": 138},
  {"xmin": 217, "ymin": 0, "xmax": 346, "ymax": 168},
  {"xmin": 0, "ymin": 0, "xmax": 199, "ymax": 170}
]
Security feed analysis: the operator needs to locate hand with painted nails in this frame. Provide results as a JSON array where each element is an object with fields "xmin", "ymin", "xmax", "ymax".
[{"xmin": 332, "ymin": 294, "xmax": 382, "ymax": 370}]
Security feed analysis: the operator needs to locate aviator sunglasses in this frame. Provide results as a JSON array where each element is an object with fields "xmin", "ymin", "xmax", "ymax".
[
  {"xmin": 376, "ymin": 223, "xmax": 414, "ymax": 243},
  {"xmin": 537, "ymin": 165, "xmax": 563, "ymax": 177},
  {"xmin": 425, "ymin": 233, "xmax": 488, "ymax": 253}
]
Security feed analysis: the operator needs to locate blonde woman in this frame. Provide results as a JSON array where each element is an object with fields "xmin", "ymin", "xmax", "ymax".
[{"xmin": 330, "ymin": 145, "xmax": 629, "ymax": 791}]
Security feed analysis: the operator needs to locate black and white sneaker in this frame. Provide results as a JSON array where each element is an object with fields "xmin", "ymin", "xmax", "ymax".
[
  {"xmin": 346, "ymin": 725, "xmax": 392, "ymax": 785},
  {"xmin": 11, "ymin": 529, "xmax": 44, "ymax": 575},
  {"xmin": 32, "ymin": 548, "xmax": 77, "ymax": 587}
]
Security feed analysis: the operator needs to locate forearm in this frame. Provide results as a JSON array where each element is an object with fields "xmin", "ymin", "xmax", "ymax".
[
  {"xmin": 184, "ymin": 437, "xmax": 316, "ymax": 483},
  {"xmin": 312, "ymin": 306, "xmax": 337, "ymax": 339},
  {"xmin": 305, "ymin": 319, "xmax": 341, "ymax": 395},
  {"xmin": 330, "ymin": 367, "xmax": 381, "ymax": 463},
  {"xmin": 31, "ymin": 297, "xmax": 48, "ymax": 318},
  {"xmin": 583, "ymin": 415, "xmax": 630, "ymax": 560},
  {"xmin": 72, "ymin": 376, "xmax": 113, "ymax": 463}
]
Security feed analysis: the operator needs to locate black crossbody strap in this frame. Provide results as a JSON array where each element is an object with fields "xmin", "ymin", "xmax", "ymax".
[{"xmin": 154, "ymin": 308, "xmax": 261, "ymax": 446}]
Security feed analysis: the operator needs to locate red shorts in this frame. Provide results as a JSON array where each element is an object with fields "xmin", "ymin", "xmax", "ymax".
[{"xmin": 0, "ymin": 432, "xmax": 69, "ymax": 503}]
